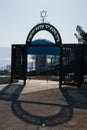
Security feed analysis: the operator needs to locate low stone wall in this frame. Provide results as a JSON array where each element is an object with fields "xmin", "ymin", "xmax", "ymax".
[
  {"xmin": 0, "ymin": 75, "xmax": 19, "ymax": 84},
  {"xmin": 0, "ymin": 76, "xmax": 11, "ymax": 84},
  {"xmin": 28, "ymin": 76, "xmax": 59, "ymax": 81},
  {"xmin": 0, "ymin": 76, "xmax": 18, "ymax": 84}
]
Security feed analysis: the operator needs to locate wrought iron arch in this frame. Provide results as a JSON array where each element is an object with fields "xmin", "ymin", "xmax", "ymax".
[{"xmin": 26, "ymin": 23, "xmax": 62, "ymax": 46}]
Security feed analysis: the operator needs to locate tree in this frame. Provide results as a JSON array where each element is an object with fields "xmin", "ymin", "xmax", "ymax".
[{"xmin": 74, "ymin": 25, "xmax": 87, "ymax": 44}]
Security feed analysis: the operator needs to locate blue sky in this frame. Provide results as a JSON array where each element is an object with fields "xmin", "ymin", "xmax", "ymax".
[{"xmin": 0, "ymin": 0, "xmax": 87, "ymax": 47}]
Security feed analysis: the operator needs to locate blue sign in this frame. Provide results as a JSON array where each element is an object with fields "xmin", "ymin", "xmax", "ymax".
[{"xmin": 27, "ymin": 46, "xmax": 60, "ymax": 55}]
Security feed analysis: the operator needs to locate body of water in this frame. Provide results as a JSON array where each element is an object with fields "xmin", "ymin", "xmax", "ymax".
[
  {"xmin": 0, "ymin": 47, "xmax": 57, "ymax": 72},
  {"xmin": 0, "ymin": 47, "xmax": 35, "ymax": 71},
  {"xmin": 0, "ymin": 47, "xmax": 11, "ymax": 66}
]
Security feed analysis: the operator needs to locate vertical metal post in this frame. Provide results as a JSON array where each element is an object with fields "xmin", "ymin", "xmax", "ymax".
[
  {"xmin": 10, "ymin": 45, "xmax": 13, "ymax": 83},
  {"xmin": 77, "ymin": 45, "xmax": 84, "ymax": 88},
  {"xmin": 10, "ymin": 45, "xmax": 16, "ymax": 83},
  {"xmin": 59, "ymin": 45, "xmax": 62, "ymax": 88},
  {"xmin": 22, "ymin": 45, "xmax": 27, "ymax": 86},
  {"xmin": 79, "ymin": 45, "xmax": 84, "ymax": 87}
]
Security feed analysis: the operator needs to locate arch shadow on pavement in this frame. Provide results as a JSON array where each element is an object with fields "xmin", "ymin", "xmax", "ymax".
[
  {"xmin": 0, "ymin": 82, "xmax": 73, "ymax": 127},
  {"xmin": 11, "ymin": 100, "xmax": 73, "ymax": 126},
  {"xmin": 1, "ymin": 82, "xmax": 87, "ymax": 127},
  {"xmin": 11, "ymin": 83, "xmax": 87, "ymax": 127},
  {"xmin": 0, "ymin": 83, "xmax": 25, "ymax": 101}
]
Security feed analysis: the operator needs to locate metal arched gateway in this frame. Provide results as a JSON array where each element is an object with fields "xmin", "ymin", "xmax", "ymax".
[
  {"xmin": 11, "ymin": 23, "xmax": 87, "ymax": 88},
  {"xmin": 11, "ymin": 23, "xmax": 62, "ymax": 86}
]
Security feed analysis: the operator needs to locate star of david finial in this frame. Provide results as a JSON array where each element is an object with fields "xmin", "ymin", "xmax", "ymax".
[{"xmin": 40, "ymin": 10, "xmax": 47, "ymax": 23}]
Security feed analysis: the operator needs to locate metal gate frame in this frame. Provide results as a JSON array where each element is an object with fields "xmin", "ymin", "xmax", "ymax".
[
  {"xmin": 11, "ymin": 44, "xmax": 27, "ymax": 85},
  {"xmin": 60, "ymin": 44, "xmax": 85, "ymax": 88}
]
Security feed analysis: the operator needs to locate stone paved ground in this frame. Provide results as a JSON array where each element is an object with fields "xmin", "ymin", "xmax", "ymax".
[{"xmin": 0, "ymin": 80, "xmax": 87, "ymax": 130}]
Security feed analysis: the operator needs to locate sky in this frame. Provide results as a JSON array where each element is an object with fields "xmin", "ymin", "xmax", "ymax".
[{"xmin": 0, "ymin": 0, "xmax": 87, "ymax": 47}]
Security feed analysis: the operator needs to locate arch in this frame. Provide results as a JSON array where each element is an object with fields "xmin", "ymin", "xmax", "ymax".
[{"xmin": 26, "ymin": 23, "xmax": 62, "ymax": 46}]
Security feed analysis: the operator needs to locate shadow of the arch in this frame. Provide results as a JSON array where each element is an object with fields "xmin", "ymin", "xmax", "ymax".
[
  {"xmin": 11, "ymin": 100, "xmax": 73, "ymax": 126},
  {"xmin": 0, "ymin": 83, "xmax": 25, "ymax": 101},
  {"xmin": 60, "ymin": 87, "xmax": 87, "ymax": 109}
]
